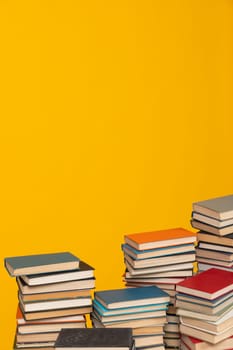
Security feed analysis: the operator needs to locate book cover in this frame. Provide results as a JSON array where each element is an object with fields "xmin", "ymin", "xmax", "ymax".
[
  {"xmin": 94, "ymin": 286, "xmax": 170, "ymax": 309},
  {"xmin": 192, "ymin": 212, "xmax": 233, "ymax": 228},
  {"xmin": 176, "ymin": 268, "xmax": 233, "ymax": 299},
  {"xmin": 124, "ymin": 228, "xmax": 196, "ymax": 250},
  {"xmin": 4, "ymin": 252, "xmax": 80, "ymax": 277},
  {"xmin": 55, "ymin": 328, "xmax": 134, "ymax": 349},
  {"xmin": 193, "ymin": 195, "xmax": 233, "ymax": 220},
  {"xmin": 21, "ymin": 260, "xmax": 94, "ymax": 286}
]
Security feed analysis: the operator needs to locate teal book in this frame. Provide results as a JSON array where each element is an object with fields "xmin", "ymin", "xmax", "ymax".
[
  {"xmin": 93, "ymin": 299, "xmax": 168, "ymax": 316},
  {"xmin": 4, "ymin": 252, "xmax": 80, "ymax": 277},
  {"xmin": 122, "ymin": 243, "xmax": 195, "ymax": 260},
  {"xmin": 94, "ymin": 286, "xmax": 170, "ymax": 309}
]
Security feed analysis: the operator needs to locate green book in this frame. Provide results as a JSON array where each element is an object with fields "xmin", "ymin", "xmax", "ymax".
[{"xmin": 4, "ymin": 252, "xmax": 80, "ymax": 277}]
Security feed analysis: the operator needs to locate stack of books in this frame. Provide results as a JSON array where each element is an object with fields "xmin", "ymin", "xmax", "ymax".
[
  {"xmin": 4, "ymin": 252, "xmax": 95, "ymax": 349},
  {"xmin": 176, "ymin": 268, "xmax": 233, "ymax": 345},
  {"xmin": 121, "ymin": 227, "xmax": 197, "ymax": 349},
  {"xmin": 54, "ymin": 328, "xmax": 135, "ymax": 350},
  {"xmin": 191, "ymin": 194, "xmax": 233, "ymax": 272},
  {"xmin": 90, "ymin": 285, "xmax": 170, "ymax": 350}
]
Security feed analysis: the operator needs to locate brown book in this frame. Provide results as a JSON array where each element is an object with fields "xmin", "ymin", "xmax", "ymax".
[{"xmin": 21, "ymin": 305, "xmax": 93, "ymax": 320}]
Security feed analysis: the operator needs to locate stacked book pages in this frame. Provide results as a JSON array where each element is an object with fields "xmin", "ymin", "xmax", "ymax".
[
  {"xmin": 176, "ymin": 267, "xmax": 233, "ymax": 345},
  {"xmin": 191, "ymin": 194, "xmax": 233, "ymax": 272},
  {"xmin": 4, "ymin": 252, "xmax": 95, "ymax": 349},
  {"xmin": 91, "ymin": 285, "xmax": 170, "ymax": 350},
  {"xmin": 122, "ymin": 227, "xmax": 197, "ymax": 349}
]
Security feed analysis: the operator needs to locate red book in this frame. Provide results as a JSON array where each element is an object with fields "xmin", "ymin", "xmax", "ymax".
[
  {"xmin": 176, "ymin": 268, "xmax": 233, "ymax": 300},
  {"xmin": 181, "ymin": 334, "xmax": 233, "ymax": 350}
]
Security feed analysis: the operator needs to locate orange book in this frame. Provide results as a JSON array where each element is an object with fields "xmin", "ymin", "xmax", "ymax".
[{"xmin": 124, "ymin": 227, "xmax": 196, "ymax": 250}]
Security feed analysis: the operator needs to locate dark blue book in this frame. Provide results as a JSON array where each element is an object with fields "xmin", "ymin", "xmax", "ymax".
[{"xmin": 94, "ymin": 286, "xmax": 170, "ymax": 309}]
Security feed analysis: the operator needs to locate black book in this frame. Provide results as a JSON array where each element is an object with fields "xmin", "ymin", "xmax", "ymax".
[{"xmin": 55, "ymin": 328, "xmax": 134, "ymax": 350}]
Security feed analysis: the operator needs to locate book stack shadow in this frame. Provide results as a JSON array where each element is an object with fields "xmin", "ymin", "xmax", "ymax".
[
  {"xmin": 4, "ymin": 252, "xmax": 95, "ymax": 350},
  {"xmin": 191, "ymin": 194, "xmax": 233, "ymax": 272},
  {"xmin": 176, "ymin": 268, "xmax": 233, "ymax": 348},
  {"xmin": 121, "ymin": 228, "xmax": 197, "ymax": 349},
  {"xmin": 90, "ymin": 285, "xmax": 170, "ymax": 350}
]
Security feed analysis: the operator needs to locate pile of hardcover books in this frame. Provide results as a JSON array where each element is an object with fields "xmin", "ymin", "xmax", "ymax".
[
  {"xmin": 191, "ymin": 194, "xmax": 233, "ymax": 272},
  {"xmin": 121, "ymin": 227, "xmax": 197, "ymax": 349},
  {"xmin": 176, "ymin": 268, "xmax": 233, "ymax": 346},
  {"xmin": 4, "ymin": 251, "xmax": 95, "ymax": 349},
  {"xmin": 91, "ymin": 285, "xmax": 170, "ymax": 350}
]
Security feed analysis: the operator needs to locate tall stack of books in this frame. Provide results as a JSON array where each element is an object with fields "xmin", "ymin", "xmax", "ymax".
[
  {"xmin": 191, "ymin": 194, "xmax": 233, "ymax": 272},
  {"xmin": 176, "ymin": 268, "xmax": 233, "ymax": 346},
  {"xmin": 4, "ymin": 252, "xmax": 95, "ymax": 349},
  {"xmin": 90, "ymin": 285, "xmax": 170, "ymax": 350},
  {"xmin": 121, "ymin": 227, "xmax": 197, "ymax": 349}
]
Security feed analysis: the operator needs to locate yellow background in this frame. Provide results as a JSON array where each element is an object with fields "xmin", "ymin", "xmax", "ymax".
[{"xmin": 0, "ymin": 0, "xmax": 233, "ymax": 347}]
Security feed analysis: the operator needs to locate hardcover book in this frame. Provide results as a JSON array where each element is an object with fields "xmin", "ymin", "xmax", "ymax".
[
  {"xmin": 124, "ymin": 228, "xmax": 196, "ymax": 250},
  {"xmin": 180, "ymin": 323, "xmax": 233, "ymax": 344},
  {"xmin": 5, "ymin": 252, "xmax": 80, "ymax": 276},
  {"xmin": 197, "ymin": 232, "xmax": 233, "ymax": 247},
  {"xmin": 21, "ymin": 260, "xmax": 94, "ymax": 286},
  {"xmin": 176, "ymin": 268, "xmax": 233, "ymax": 300},
  {"xmin": 192, "ymin": 212, "xmax": 233, "ymax": 228},
  {"xmin": 191, "ymin": 220, "xmax": 233, "ymax": 236},
  {"xmin": 54, "ymin": 328, "xmax": 134, "ymax": 350},
  {"xmin": 181, "ymin": 334, "xmax": 233, "ymax": 350},
  {"xmin": 193, "ymin": 195, "xmax": 233, "ymax": 220},
  {"xmin": 94, "ymin": 286, "xmax": 170, "ymax": 309}
]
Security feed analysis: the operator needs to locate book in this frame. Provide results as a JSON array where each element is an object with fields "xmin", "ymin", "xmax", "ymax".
[
  {"xmin": 176, "ymin": 290, "xmax": 233, "ymax": 307},
  {"xmin": 181, "ymin": 334, "xmax": 233, "ymax": 350},
  {"xmin": 176, "ymin": 268, "xmax": 233, "ymax": 300},
  {"xmin": 124, "ymin": 276, "xmax": 185, "ymax": 284},
  {"xmin": 18, "ymin": 320, "xmax": 86, "ymax": 334},
  {"xmin": 196, "ymin": 257, "xmax": 233, "ymax": 268},
  {"xmin": 124, "ymin": 228, "xmax": 196, "ymax": 250},
  {"xmin": 19, "ymin": 294, "xmax": 92, "ymax": 312},
  {"xmin": 54, "ymin": 328, "xmax": 134, "ymax": 350},
  {"xmin": 122, "ymin": 243, "xmax": 195, "ymax": 260},
  {"xmin": 124, "ymin": 252, "xmax": 195, "ymax": 269},
  {"xmin": 125, "ymin": 260, "xmax": 194, "ymax": 276},
  {"xmin": 21, "ymin": 260, "xmax": 94, "ymax": 286},
  {"xmin": 180, "ymin": 323, "xmax": 233, "ymax": 344},
  {"xmin": 21, "ymin": 305, "xmax": 93, "ymax": 320},
  {"xmin": 180, "ymin": 314, "xmax": 233, "ymax": 334},
  {"xmin": 19, "ymin": 289, "xmax": 91, "ymax": 302},
  {"xmin": 91, "ymin": 315, "xmax": 167, "ymax": 328},
  {"xmin": 94, "ymin": 286, "xmax": 170, "ymax": 309},
  {"xmin": 197, "ymin": 262, "xmax": 233, "ymax": 272},
  {"xmin": 192, "ymin": 212, "xmax": 233, "ymax": 228},
  {"xmin": 191, "ymin": 220, "xmax": 233, "ymax": 236},
  {"xmin": 193, "ymin": 195, "xmax": 233, "ymax": 220},
  {"xmin": 125, "ymin": 269, "xmax": 193, "ymax": 279},
  {"xmin": 175, "ymin": 296, "xmax": 233, "ymax": 315},
  {"xmin": 133, "ymin": 334, "xmax": 163, "ymax": 348},
  {"xmin": 197, "ymin": 231, "xmax": 233, "ymax": 247},
  {"xmin": 93, "ymin": 299, "xmax": 167, "ymax": 316},
  {"xmin": 177, "ymin": 305, "xmax": 233, "ymax": 322},
  {"xmin": 198, "ymin": 242, "xmax": 233, "ymax": 253},
  {"xmin": 92, "ymin": 309, "xmax": 167, "ymax": 324},
  {"xmin": 196, "ymin": 247, "xmax": 233, "ymax": 262},
  {"xmin": 4, "ymin": 252, "xmax": 80, "ymax": 277},
  {"xmin": 17, "ymin": 276, "xmax": 95, "ymax": 294},
  {"xmin": 16, "ymin": 332, "xmax": 59, "ymax": 343}
]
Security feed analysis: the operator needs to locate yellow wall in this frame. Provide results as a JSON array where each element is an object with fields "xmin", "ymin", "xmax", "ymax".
[{"xmin": 0, "ymin": 0, "xmax": 233, "ymax": 347}]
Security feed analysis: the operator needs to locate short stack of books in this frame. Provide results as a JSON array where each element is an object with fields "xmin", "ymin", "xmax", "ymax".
[
  {"xmin": 4, "ymin": 252, "xmax": 95, "ymax": 349},
  {"xmin": 191, "ymin": 194, "xmax": 233, "ymax": 272},
  {"xmin": 121, "ymin": 227, "xmax": 197, "ymax": 349},
  {"xmin": 54, "ymin": 328, "xmax": 135, "ymax": 350},
  {"xmin": 176, "ymin": 267, "xmax": 233, "ymax": 345},
  {"xmin": 90, "ymin": 285, "xmax": 170, "ymax": 350}
]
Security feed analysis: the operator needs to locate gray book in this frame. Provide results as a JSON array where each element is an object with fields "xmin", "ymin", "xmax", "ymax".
[
  {"xmin": 4, "ymin": 252, "xmax": 80, "ymax": 277},
  {"xmin": 193, "ymin": 195, "xmax": 233, "ymax": 220},
  {"xmin": 55, "ymin": 328, "xmax": 134, "ymax": 350}
]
